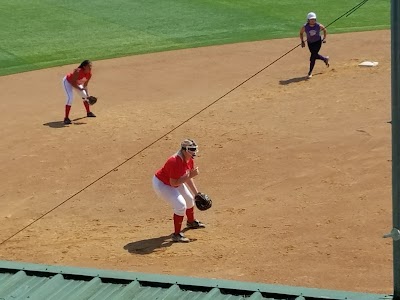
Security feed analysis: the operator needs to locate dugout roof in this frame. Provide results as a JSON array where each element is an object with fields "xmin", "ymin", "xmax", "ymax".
[{"xmin": 0, "ymin": 260, "xmax": 390, "ymax": 300}]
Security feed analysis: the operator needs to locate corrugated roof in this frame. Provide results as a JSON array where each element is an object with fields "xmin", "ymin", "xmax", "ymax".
[{"xmin": 0, "ymin": 260, "xmax": 391, "ymax": 300}]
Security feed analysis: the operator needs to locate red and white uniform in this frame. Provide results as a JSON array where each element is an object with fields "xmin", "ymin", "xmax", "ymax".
[
  {"xmin": 152, "ymin": 152, "xmax": 195, "ymax": 216},
  {"xmin": 155, "ymin": 154, "xmax": 194, "ymax": 186},
  {"xmin": 62, "ymin": 68, "xmax": 91, "ymax": 105}
]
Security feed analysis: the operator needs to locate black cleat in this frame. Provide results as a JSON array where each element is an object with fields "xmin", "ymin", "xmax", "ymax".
[
  {"xmin": 172, "ymin": 233, "xmax": 190, "ymax": 243},
  {"xmin": 186, "ymin": 220, "xmax": 206, "ymax": 229}
]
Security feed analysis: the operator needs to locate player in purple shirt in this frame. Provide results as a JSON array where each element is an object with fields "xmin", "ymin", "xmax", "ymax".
[{"xmin": 299, "ymin": 12, "xmax": 329, "ymax": 79}]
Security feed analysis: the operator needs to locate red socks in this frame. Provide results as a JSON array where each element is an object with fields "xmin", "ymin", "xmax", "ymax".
[
  {"xmin": 173, "ymin": 208, "xmax": 196, "ymax": 234},
  {"xmin": 65, "ymin": 102, "xmax": 91, "ymax": 119},
  {"xmin": 173, "ymin": 214, "xmax": 184, "ymax": 234},
  {"xmin": 83, "ymin": 100, "xmax": 90, "ymax": 113},
  {"xmin": 186, "ymin": 207, "xmax": 194, "ymax": 223},
  {"xmin": 65, "ymin": 105, "xmax": 71, "ymax": 118}
]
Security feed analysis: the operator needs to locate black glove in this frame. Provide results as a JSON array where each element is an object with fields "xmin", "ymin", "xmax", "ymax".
[
  {"xmin": 194, "ymin": 192, "xmax": 212, "ymax": 211},
  {"xmin": 87, "ymin": 96, "xmax": 98, "ymax": 105}
]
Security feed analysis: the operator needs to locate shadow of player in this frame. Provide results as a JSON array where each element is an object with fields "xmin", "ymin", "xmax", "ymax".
[
  {"xmin": 123, "ymin": 229, "xmax": 196, "ymax": 255},
  {"xmin": 43, "ymin": 119, "xmax": 86, "ymax": 128}
]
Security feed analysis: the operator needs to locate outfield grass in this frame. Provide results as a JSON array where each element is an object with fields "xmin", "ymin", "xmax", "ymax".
[{"xmin": 0, "ymin": 0, "xmax": 389, "ymax": 76}]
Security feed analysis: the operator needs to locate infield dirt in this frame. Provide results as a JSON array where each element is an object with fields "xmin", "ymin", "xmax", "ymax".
[{"xmin": 0, "ymin": 30, "xmax": 392, "ymax": 294}]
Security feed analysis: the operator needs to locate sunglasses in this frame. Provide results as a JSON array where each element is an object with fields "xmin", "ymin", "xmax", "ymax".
[{"xmin": 187, "ymin": 147, "xmax": 197, "ymax": 152}]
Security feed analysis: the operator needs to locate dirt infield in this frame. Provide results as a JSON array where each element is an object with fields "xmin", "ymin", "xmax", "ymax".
[{"xmin": 0, "ymin": 30, "xmax": 392, "ymax": 294}]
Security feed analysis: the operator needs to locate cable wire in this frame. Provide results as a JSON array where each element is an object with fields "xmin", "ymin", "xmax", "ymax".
[{"xmin": 0, "ymin": 0, "xmax": 371, "ymax": 247}]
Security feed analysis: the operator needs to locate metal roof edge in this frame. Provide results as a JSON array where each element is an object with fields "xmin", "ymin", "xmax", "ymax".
[{"xmin": 0, "ymin": 260, "xmax": 391, "ymax": 300}]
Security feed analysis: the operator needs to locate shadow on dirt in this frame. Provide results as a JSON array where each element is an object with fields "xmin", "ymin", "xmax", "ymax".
[
  {"xmin": 279, "ymin": 76, "xmax": 309, "ymax": 85},
  {"xmin": 123, "ymin": 229, "xmax": 197, "ymax": 254},
  {"xmin": 43, "ymin": 118, "xmax": 86, "ymax": 128}
]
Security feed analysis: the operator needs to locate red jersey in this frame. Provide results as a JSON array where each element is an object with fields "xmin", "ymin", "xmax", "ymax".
[
  {"xmin": 155, "ymin": 153, "xmax": 194, "ymax": 187},
  {"xmin": 66, "ymin": 68, "xmax": 92, "ymax": 85}
]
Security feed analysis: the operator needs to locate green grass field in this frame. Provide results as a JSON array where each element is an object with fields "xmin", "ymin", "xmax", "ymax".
[{"xmin": 0, "ymin": 0, "xmax": 389, "ymax": 76}]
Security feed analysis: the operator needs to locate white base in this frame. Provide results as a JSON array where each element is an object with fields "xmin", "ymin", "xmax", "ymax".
[{"xmin": 358, "ymin": 61, "xmax": 379, "ymax": 67}]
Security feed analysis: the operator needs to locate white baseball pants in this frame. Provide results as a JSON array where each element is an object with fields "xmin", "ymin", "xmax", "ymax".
[
  {"xmin": 62, "ymin": 76, "xmax": 88, "ymax": 105},
  {"xmin": 152, "ymin": 175, "xmax": 194, "ymax": 216}
]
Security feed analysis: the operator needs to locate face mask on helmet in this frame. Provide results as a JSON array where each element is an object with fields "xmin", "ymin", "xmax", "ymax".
[
  {"xmin": 181, "ymin": 139, "xmax": 199, "ymax": 158},
  {"xmin": 184, "ymin": 146, "xmax": 198, "ymax": 158}
]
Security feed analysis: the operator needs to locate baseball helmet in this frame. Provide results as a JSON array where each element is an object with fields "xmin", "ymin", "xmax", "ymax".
[
  {"xmin": 307, "ymin": 12, "xmax": 317, "ymax": 20},
  {"xmin": 181, "ymin": 139, "xmax": 198, "ymax": 158}
]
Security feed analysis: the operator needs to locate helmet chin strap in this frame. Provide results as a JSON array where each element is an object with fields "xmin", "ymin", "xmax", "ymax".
[
  {"xmin": 186, "ymin": 150, "xmax": 196, "ymax": 158},
  {"xmin": 182, "ymin": 146, "xmax": 198, "ymax": 159}
]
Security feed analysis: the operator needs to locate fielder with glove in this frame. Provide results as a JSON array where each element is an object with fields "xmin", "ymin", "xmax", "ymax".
[
  {"xmin": 62, "ymin": 60, "xmax": 97, "ymax": 125},
  {"xmin": 152, "ymin": 139, "xmax": 210, "ymax": 243}
]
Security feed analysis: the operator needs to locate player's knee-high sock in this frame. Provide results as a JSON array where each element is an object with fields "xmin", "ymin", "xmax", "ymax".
[
  {"xmin": 65, "ymin": 105, "xmax": 71, "ymax": 118},
  {"xmin": 186, "ymin": 207, "xmax": 194, "ymax": 223},
  {"xmin": 173, "ymin": 214, "xmax": 184, "ymax": 234},
  {"xmin": 83, "ymin": 101, "xmax": 90, "ymax": 113}
]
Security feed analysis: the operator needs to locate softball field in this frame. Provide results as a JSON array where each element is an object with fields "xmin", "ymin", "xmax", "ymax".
[{"xmin": 0, "ymin": 29, "xmax": 392, "ymax": 294}]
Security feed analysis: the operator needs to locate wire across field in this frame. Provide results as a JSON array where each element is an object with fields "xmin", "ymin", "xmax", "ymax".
[{"xmin": 0, "ymin": 0, "xmax": 393, "ymax": 295}]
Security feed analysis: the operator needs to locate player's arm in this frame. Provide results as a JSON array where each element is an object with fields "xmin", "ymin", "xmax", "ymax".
[
  {"xmin": 299, "ymin": 26, "xmax": 306, "ymax": 47},
  {"xmin": 185, "ymin": 178, "xmax": 199, "ymax": 195},
  {"xmin": 320, "ymin": 24, "xmax": 327, "ymax": 41},
  {"xmin": 169, "ymin": 167, "xmax": 199, "ymax": 187},
  {"xmin": 169, "ymin": 173, "xmax": 190, "ymax": 187},
  {"xmin": 82, "ymin": 78, "xmax": 90, "ymax": 95},
  {"xmin": 83, "ymin": 78, "xmax": 90, "ymax": 88}
]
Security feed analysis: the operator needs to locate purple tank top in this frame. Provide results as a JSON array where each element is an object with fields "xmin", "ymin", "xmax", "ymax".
[{"xmin": 304, "ymin": 22, "xmax": 321, "ymax": 43}]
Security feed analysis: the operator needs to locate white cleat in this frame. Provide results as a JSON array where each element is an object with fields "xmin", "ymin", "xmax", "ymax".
[{"xmin": 325, "ymin": 56, "xmax": 330, "ymax": 67}]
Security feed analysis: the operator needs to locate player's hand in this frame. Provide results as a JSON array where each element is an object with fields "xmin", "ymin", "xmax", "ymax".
[
  {"xmin": 301, "ymin": 41, "xmax": 305, "ymax": 48},
  {"xmin": 322, "ymin": 39, "xmax": 326, "ymax": 44},
  {"xmin": 189, "ymin": 167, "xmax": 199, "ymax": 178}
]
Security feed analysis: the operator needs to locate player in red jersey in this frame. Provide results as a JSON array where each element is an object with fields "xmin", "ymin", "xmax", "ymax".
[
  {"xmin": 62, "ymin": 60, "xmax": 96, "ymax": 125},
  {"xmin": 152, "ymin": 139, "xmax": 206, "ymax": 243}
]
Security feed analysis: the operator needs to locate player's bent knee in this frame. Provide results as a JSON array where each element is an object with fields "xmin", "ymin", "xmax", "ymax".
[{"xmin": 174, "ymin": 205, "xmax": 186, "ymax": 216}]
